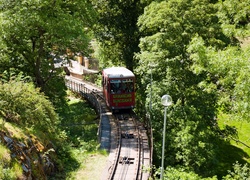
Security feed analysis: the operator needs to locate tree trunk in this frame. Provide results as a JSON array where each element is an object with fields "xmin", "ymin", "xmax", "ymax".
[{"xmin": 34, "ymin": 30, "xmax": 45, "ymax": 91}]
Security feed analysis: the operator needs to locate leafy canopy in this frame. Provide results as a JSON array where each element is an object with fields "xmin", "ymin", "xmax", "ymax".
[
  {"xmin": 0, "ymin": 0, "xmax": 94, "ymax": 91},
  {"xmin": 135, "ymin": 0, "xmax": 237, "ymax": 176},
  {"xmin": 92, "ymin": 0, "xmax": 150, "ymax": 70},
  {"xmin": 188, "ymin": 36, "xmax": 250, "ymax": 121}
]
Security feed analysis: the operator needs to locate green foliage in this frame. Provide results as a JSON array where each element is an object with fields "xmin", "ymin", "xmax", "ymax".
[
  {"xmin": 218, "ymin": 113, "xmax": 250, "ymax": 163},
  {"xmin": 42, "ymin": 70, "xmax": 68, "ymax": 108},
  {"xmin": 217, "ymin": 0, "xmax": 250, "ymax": 36},
  {"xmin": 223, "ymin": 162, "xmax": 250, "ymax": 180},
  {"xmin": 52, "ymin": 95, "xmax": 100, "ymax": 179},
  {"xmin": 0, "ymin": 0, "xmax": 249, "ymax": 178},
  {"xmin": 92, "ymin": 0, "xmax": 151, "ymax": 70},
  {"xmin": 0, "ymin": 0, "xmax": 94, "ymax": 92},
  {"xmin": 0, "ymin": 144, "xmax": 22, "ymax": 180},
  {"xmin": 57, "ymin": 97, "xmax": 97, "ymax": 146},
  {"xmin": 135, "ymin": 0, "xmax": 244, "ymax": 177},
  {"xmin": 138, "ymin": 0, "xmax": 233, "ymax": 52},
  {"xmin": 0, "ymin": 79, "xmax": 58, "ymax": 131},
  {"xmin": 135, "ymin": 0, "xmax": 234, "ymax": 117},
  {"xmin": 163, "ymin": 167, "xmax": 217, "ymax": 180},
  {"xmin": 188, "ymin": 36, "xmax": 250, "ymax": 120},
  {"xmin": 157, "ymin": 104, "xmax": 218, "ymax": 176}
]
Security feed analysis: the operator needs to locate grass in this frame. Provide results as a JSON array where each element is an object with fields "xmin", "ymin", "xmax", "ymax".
[
  {"xmin": 1, "ymin": 120, "xmax": 27, "ymax": 140},
  {"xmin": 216, "ymin": 112, "xmax": 250, "ymax": 178},
  {"xmin": 68, "ymin": 150, "xmax": 108, "ymax": 180},
  {"xmin": 60, "ymin": 92, "xmax": 98, "ymax": 126},
  {"xmin": 53, "ymin": 91, "xmax": 109, "ymax": 179},
  {"xmin": 218, "ymin": 113, "xmax": 250, "ymax": 163},
  {"xmin": 0, "ymin": 120, "xmax": 28, "ymax": 179},
  {"xmin": 0, "ymin": 144, "xmax": 11, "ymax": 162}
]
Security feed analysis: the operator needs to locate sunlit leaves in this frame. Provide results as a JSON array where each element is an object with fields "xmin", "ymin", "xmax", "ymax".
[
  {"xmin": 188, "ymin": 36, "xmax": 250, "ymax": 120},
  {"xmin": 0, "ymin": 0, "xmax": 93, "ymax": 91},
  {"xmin": 135, "ymin": 0, "xmax": 236, "ymax": 175},
  {"xmin": 223, "ymin": 162, "xmax": 250, "ymax": 180},
  {"xmin": 164, "ymin": 167, "xmax": 218, "ymax": 180},
  {"xmin": 217, "ymin": 0, "xmax": 250, "ymax": 26},
  {"xmin": 92, "ymin": 0, "xmax": 148, "ymax": 70},
  {"xmin": 0, "ymin": 80, "xmax": 58, "ymax": 131}
]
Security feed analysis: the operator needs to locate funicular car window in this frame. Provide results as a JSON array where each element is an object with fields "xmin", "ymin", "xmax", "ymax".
[
  {"xmin": 122, "ymin": 79, "xmax": 134, "ymax": 93},
  {"xmin": 110, "ymin": 80, "xmax": 121, "ymax": 93},
  {"xmin": 110, "ymin": 79, "xmax": 133, "ymax": 94}
]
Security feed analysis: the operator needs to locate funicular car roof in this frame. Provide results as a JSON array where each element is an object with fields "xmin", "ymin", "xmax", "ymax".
[{"xmin": 103, "ymin": 67, "xmax": 134, "ymax": 78}]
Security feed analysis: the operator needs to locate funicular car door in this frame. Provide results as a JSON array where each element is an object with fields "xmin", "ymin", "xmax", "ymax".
[{"xmin": 102, "ymin": 75, "xmax": 110, "ymax": 107}]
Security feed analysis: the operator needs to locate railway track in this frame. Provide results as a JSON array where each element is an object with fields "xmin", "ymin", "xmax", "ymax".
[
  {"xmin": 110, "ymin": 113, "xmax": 142, "ymax": 180},
  {"xmin": 65, "ymin": 75, "xmax": 151, "ymax": 180}
]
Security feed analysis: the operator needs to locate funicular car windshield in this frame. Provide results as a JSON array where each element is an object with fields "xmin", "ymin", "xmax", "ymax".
[{"xmin": 110, "ymin": 79, "xmax": 134, "ymax": 94}]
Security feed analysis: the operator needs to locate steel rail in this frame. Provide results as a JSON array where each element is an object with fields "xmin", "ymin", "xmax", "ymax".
[{"xmin": 109, "ymin": 114, "xmax": 122, "ymax": 180}]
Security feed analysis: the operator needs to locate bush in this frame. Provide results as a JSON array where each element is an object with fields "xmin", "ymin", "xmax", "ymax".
[
  {"xmin": 223, "ymin": 162, "xmax": 250, "ymax": 180},
  {"xmin": 0, "ymin": 80, "xmax": 59, "ymax": 132}
]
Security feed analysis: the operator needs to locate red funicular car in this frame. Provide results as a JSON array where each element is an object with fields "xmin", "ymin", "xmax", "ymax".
[{"xmin": 102, "ymin": 67, "xmax": 135, "ymax": 110}]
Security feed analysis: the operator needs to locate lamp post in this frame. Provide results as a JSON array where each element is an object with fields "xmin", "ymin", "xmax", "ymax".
[
  {"xmin": 148, "ymin": 63, "xmax": 157, "ymax": 111},
  {"xmin": 160, "ymin": 94, "xmax": 172, "ymax": 180},
  {"xmin": 147, "ymin": 63, "xmax": 157, "ymax": 170},
  {"xmin": 147, "ymin": 63, "xmax": 157, "ymax": 129},
  {"xmin": 150, "ymin": 67, "xmax": 152, "ymax": 110}
]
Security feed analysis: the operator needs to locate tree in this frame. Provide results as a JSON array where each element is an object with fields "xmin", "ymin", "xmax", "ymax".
[
  {"xmin": 92, "ymin": 0, "xmax": 151, "ymax": 70},
  {"xmin": 135, "ymin": 0, "xmax": 237, "ymax": 176},
  {"xmin": 216, "ymin": 0, "xmax": 250, "ymax": 37},
  {"xmin": 222, "ymin": 162, "xmax": 250, "ymax": 180},
  {"xmin": 0, "ymin": 0, "xmax": 94, "ymax": 93},
  {"xmin": 188, "ymin": 36, "xmax": 250, "ymax": 121}
]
